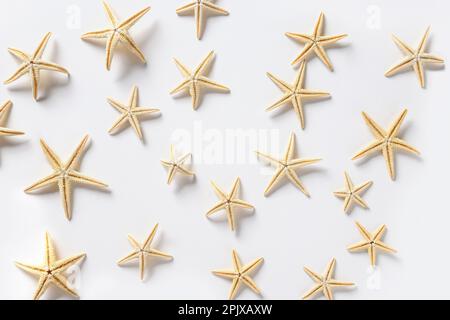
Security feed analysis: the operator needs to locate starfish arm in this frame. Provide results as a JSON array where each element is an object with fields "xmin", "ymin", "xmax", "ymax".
[
  {"xmin": 206, "ymin": 200, "xmax": 227, "ymax": 216},
  {"xmin": 355, "ymin": 222, "xmax": 372, "ymax": 240},
  {"xmin": 117, "ymin": 251, "xmax": 140, "ymax": 265},
  {"xmin": 290, "ymin": 42, "xmax": 315, "ymax": 66},
  {"xmin": 32, "ymin": 32, "xmax": 52, "ymax": 60},
  {"xmin": 420, "ymin": 53, "xmax": 445, "ymax": 64},
  {"xmin": 327, "ymin": 279, "xmax": 355, "ymax": 287},
  {"xmin": 314, "ymin": 45, "xmax": 334, "ymax": 71},
  {"xmin": 32, "ymin": 276, "xmax": 50, "ymax": 300},
  {"xmin": 390, "ymin": 137, "xmax": 420, "ymax": 155},
  {"xmin": 266, "ymin": 72, "xmax": 292, "ymax": 92},
  {"xmin": 127, "ymin": 234, "xmax": 141, "ymax": 248},
  {"xmin": 147, "ymin": 248, "xmax": 172, "ymax": 259},
  {"xmin": 52, "ymin": 254, "xmax": 86, "ymax": 273},
  {"xmin": 52, "ymin": 274, "xmax": 80, "ymax": 298},
  {"xmin": 231, "ymin": 250, "xmax": 242, "ymax": 271},
  {"xmin": 203, "ymin": 2, "xmax": 229, "ymax": 15},
  {"xmin": 353, "ymin": 194, "xmax": 369, "ymax": 209},
  {"xmin": 105, "ymin": 33, "xmax": 119, "ymax": 70},
  {"xmin": 31, "ymin": 66, "xmax": 40, "ymax": 101},
  {"xmin": 287, "ymin": 158, "xmax": 321, "ymax": 168},
  {"xmin": 15, "ymin": 261, "xmax": 46, "ymax": 275},
  {"xmin": 118, "ymin": 6, "xmax": 151, "ymax": 30},
  {"xmin": 160, "ymin": 159, "xmax": 173, "ymax": 168},
  {"xmin": 303, "ymin": 266, "xmax": 322, "ymax": 282},
  {"xmin": 139, "ymin": 253, "xmax": 146, "ymax": 280},
  {"xmin": 333, "ymin": 190, "xmax": 348, "ymax": 199},
  {"xmin": 292, "ymin": 95, "xmax": 305, "ymax": 129},
  {"xmin": 176, "ymin": 2, "xmax": 196, "ymax": 14},
  {"xmin": 382, "ymin": 144, "xmax": 396, "ymax": 180},
  {"xmin": 4, "ymin": 64, "xmax": 29, "ymax": 84},
  {"xmin": 228, "ymin": 278, "xmax": 241, "ymax": 300},
  {"xmin": 385, "ymin": 56, "xmax": 415, "ymax": 77},
  {"xmin": 374, "ymin": 241, "xmax": 397, "ymax": 253},
  {"xmin": 35, "ymin": 61, "xmax": 69, "ymax": 74},
  {"xmin": 342, "ymin": 195, "xmax": 352, "ymax": 212},
  {"xmin": 129, "ymin": 114, "xmax": 144, "ymax": 139},
  {"xmin": 108, "ymin": 113, "xmax": 128, "ymax": 134},
  {"xmin": 132, "ymin": 107, "xmax": 160, "ymax": 115},
  {"xmin": 173, "ymin": 58, "xmax": 192, "ymax": 77},
  {"xmin": 302, "ymin": 284, "xmax": 323, "ymax": 300},
  {"xmin": 143, "ymin": 224, "xmax": 158, "ymax": 249},
  {"xmin": 265, "ymin": 93, "xmax": 293, "ymax": 112},
  {"xmin": 299, "ymin": 89, "xmax": 330, "ymax": 100},
  {"xmin": 241, "ymin": 258, "xmax": 263, "ymax": 274},
  {"xmin": 286, "ymin": 168, "xmax": 310, "ymax": 196},
  {"xmin": 212, "ymin": 269, "xmax": 237, "ymax": 279},
  {"xmin": 255, "ymin": 151, "xmax": 282, "ymax": 166},
  {"xmin": 417, "ymin": 26, "xmax": 431, "ymax": 53},
  {"xmin": 242, "ymin": 275, "xmax": 261, "ymax": 294},
  {"xmin": 44, "ymin": 232, "xmax": 56, "ymax": 266},
  {"xmin": 318, "ymin": 33, "xmax": 348, "ymax": 45},
  {"xmin": 195, "ymin": 4, "xmax": 203, "ymax": 40},
  {"xmin": 323, "ymin": 286, "xmax": 334, "ymax": 300},
  {"xmin": 413, "ymin": 59, "xmax": 425, "ymax": 88},
  {"xmin": 102, "ymin": 0, "xmax": 118, "ymax": 26},
  {"xmin": 166, "ymin": 166, "xmax": 177, "ymax": 184},
  {"xmin": 391, "ymin": 34, "xmax": 415, "ymax": 55},
  {"xmin": 294, "ymin": 61, "xmax": 307, "ymax": 90},
  {"xmin": 7, "ymin": 47, "xmax": 30, "ymax": 61},
  {"xmin": 170, "ymin": 79, "xmax": 191, "ymax": 95},
  {"xmin": 178, "ymin": 151, "xmax": 192, "ymax": 164},
  {"xmin": 189, "ymin": 81, "xmax": 201, "ymax": 108},
  {"xmin": 347, "ymin": 240, "xmax": 371, "ymax": 252},
  {"xmin": 284, "ymin": 132, "xmax": 296, "ymax": 161},
  {"xmin": 226, "ymin": 206, "xmax": 236, "ymax": 231},
  {"xmin": 194, "ymin": 51, "xmax": 215, "ymax": 76},
  {"xmin": 229, "ymin": 177, "xmax": 240, "ymax": 198},
  {"xmin": 263, "ymin": 167, "xmax": 285, "ymax": 196},
  {"xmin": 231, "ymin": 199, "xmax": 254, "ymax": 209},
  {"xmin": 197, "ymin": 76, "xmax": 229, "ymax": 91},
  {"xmin": 175, "ymin": 165, "xmax": 194, "ymax": 176},
  {"xmin": 313, "ymin": 12, "xmax": 324, "ymax": 37},
  {"xmin": 285, "ymin": 32, "xmax": 314, "ymax": 43},
  {"xmin": 210, "ymin": 180, "xmax": 227, "ymax": 199},
  {"xmin": 0, "ymin": 127, "xmax": 24, "ymax": 136},
  {"xmin": 64, "ymin": 135, "xmax": 89, "ymax": 170},
  {"xmin": 353, "ymin": 180, "xmax": 372, "ymax": 193},
  {"xmin": 118, "ymin": 32, "xmax": 146, "ymax": 63},
  {"xmin": 67, "ymin": 171, "xmax": 108, "ymax": 188},
  {"xmin": 343, "ymin": 171, "xmax": 353, "ymax": 189},
  {"xmin": 325, "ymin": 258, "xmax": 336, "ymax": 281},
  {"xmin": 24, "ymin": 172, "xmax": 59, "ymax": 192},
  {"xmin": 58, "ymin": 177, "xmax": 72, "ymax": 220},
  {"xmin": 369, "ymin": 245, "xmax": 377, "ymax": 266},
  {"xmin": 387, "ymin": 109, "xmax": 407, "ymax": 138},
  {"xmin": 351, "ymin": 140, "xmax": 384, "ymax": 160},
  {"xmin": 373, "ymin": 224, "xmax": 387, "ymax": 241},
  {"xmin": 81, "ymin": 29, "xmax": 113, "ymax": 39}
]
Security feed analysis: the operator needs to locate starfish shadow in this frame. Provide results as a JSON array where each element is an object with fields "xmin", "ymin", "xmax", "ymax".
[{"xmin": 173, "ymin": 173, "xmax": 196, "ymax": 193}]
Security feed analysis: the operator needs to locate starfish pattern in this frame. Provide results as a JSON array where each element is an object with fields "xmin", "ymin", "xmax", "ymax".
[
  {"xmin": 160, "ymin": 145, "xmax": 194, "ymax": 184},
  {"xmin": 302, "ymin": 258, "xmax": 354, "ymax": 300},
  {"xmin": 15, "ymin": 232, "xmax": 86, "ymax": 300},
  {"xmin": 25, "ymin": 135, "xmax": 108, "ymax": 221},
  {"xmin": 118, "ymin": 224, "xmax": 173, "ymax": 281},
  {"xmin": 333, "ymin": 172, "xmax": 372, "ymax": 214},
  {"xmin": 266, "ymin": 61, "xmax": 330, "ymax": 129},
  {"xmin": 170, "ymin": 50, "xmax": 229, "ymax": 110},
  {"xmin": 256, "ymin": 132, "xmax": 321, "ymax": 197},
  {"xmin": 348, "ymin": 222, "xmax": 396, "ymax": 267},
  {"xmin": 0, "ymin": 100, "xmax": 25, "ymax": 138},
  {"xmin": 176, "ymin": 0, "xmax": 229, "ymax": 40},
  {"xmin": 81, "ymin": 1, "xmax": 150, "ymax": 70},
  {"xmin": 107, "ymin": 86, "xmax": 159, "ymax": 140},
  {"xmin": 206, "ymin": 177, "xmax": 254, "ymax": 231},
  {"xmin": 385, "ymin": 27, "xmax": 444, "ymax": 88},
  {"xmin": 212, "ymin": 249, "xmax": 263, "ymax": 300},
  {"xmin": 352, "ymin": 109, "xmax": 420, "ymax": 180},
  {"xmin": 4, "ymin": 32, "xmax": 69, "ymax": 101},
  {"xmin": 285, "ymin": 12, "xmax": 347, "ymax": 70}
]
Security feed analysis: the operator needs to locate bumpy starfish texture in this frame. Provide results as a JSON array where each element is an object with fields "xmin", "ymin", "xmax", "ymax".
[
  {"xmin": 352, "ymin": 109, "xmax": 420, "ymax": 180},
  {"xmin": 256, "ymin": 132, "xmax": 321, "ymax": 197},
  {"xmin": 206, "ymin": 177, "xmax": 254, "ymax": 231},
  {"xmin": 25, "ymin": 135, "xmax": 108, "ymax": 221},
  {"xmin": 176, "ymin": 0, "xmax": 229, "ymax": 40},
  {"xmin": 348, "ymin": 222, "xmax": 396, "ymax": 266},
  {"xmin": 4, "ymin": 32, "xmax": 69, "ymax": 101},
  {"xmin": 0, "ymin": 100, "xmax": 25, "ymax": 138},
  {"xmin": 107, "ymin": 86, "xmax": 159, "ymax": 140},
  {"xmin": 81, "ymin": 1, "xmax": 150, "ymax": 70},
  {"xmin": 266, "ymin": 61, "xmax": 330, "ymax": 129},
  {"xmin": 285, "ymin": 12, "xmax": 347, "ymax": 70},
  {"xmin": 161, "ymin": 145, "xmax": 194, "ymax": 184},
  {"xmin": 385, "ymin": 27, "xmax": 444, "ymax": 88},
  {"xmin": 118, "ymin": 224, "xmax": 173, "ymax": 281},
  {"xmin": 333, "ymin": 172, "xmax": 372, "ymax": 214},
  {"xmin": 302, "ymin": 258, "xmax": 354, "ymax": 300},
  {"xmin": 212, "ymin": 250, "xmax": 263, "ymax": 300},
  {"xmin": 170, "ymin": 51, "xmax": 229, "ymax": 110},
  {"xmin": 15, "ymin": 232, "xmax": 85, "ymax": 300}
]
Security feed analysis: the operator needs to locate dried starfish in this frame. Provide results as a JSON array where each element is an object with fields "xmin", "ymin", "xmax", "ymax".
[
  {"xmin": 81, "ymin": 1, "xmax": 150, "ymax": 70},
  {"xmin": 0, "ymin": 100, "xmax": 25, "ymax": 138},
  {"xmin": 333, "ymin": 172, "xmax": 372, "ymax": 214},
  {"xmin": 25, "ymin": 135, "xmax": 108, "ymax": 220},
  {"xmin": 4, "ymin": 32, "xmax": 69, "ymax": 101},
  {"xmin": 15, "ymin": 232, "xmax": 86, "ymax": 300},
  {"xmin": 160, "ymin": 145, "xmax": 194, "ymax": 184}
]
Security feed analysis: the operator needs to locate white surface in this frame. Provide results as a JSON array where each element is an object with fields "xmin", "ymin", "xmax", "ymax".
[{"xmin": 0, "ymin": 0, "xmax": 448, "ymax": 300}]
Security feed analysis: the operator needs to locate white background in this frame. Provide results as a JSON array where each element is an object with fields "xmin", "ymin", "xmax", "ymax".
[{"xmin": 0, "ymin": 0, "xmax": 448, "ymax": 300}]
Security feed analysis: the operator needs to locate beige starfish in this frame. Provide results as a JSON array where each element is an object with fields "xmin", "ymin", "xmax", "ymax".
[
  {"xmin": 170, "ymin": 50, "xmax": 229, "ymax": 110},
  {"xmin": 385, "ymin": 27, "xmax": 444, "ymax": 88},
  {"xmin": 212, "ymin": 249, "xmax": 263, "ymax": 300},
  {"xmin": 285, "ymin": 12, "xmax": 347, "ymax": 70},
  {"xmin": 81, "ymin": 1, "xmax": 150, "ymax": 70},
  {"xmin": 176, "ymin": 0, "xmax": 229, "ymax": 40},
  {"xmin": 348, "ymin": 222, "xmax": 396, "ymax": 267},
  {"xmin": 25, "ymin": 135, "xmax": 108, "ymax": 221},
  {"xmin": 160, "ymin": 145, "xmax": 194, "ymax": 184},
  {"xmin": 4, "ymin": 32, "xmax": 69, "ymax": 101},
  {"xmin": 256, "ymin": 132, "xmax": 321, "ymax": 197},
  {"xmin": 333, "ymin": 172, "xmax": 372, "ymax": 214},
  {"xmin": 0, "ymin": 100, "xmax": 25, "ymax": 138},
  {"xmin": 118, "ymin": 224, "xmax": 173, "ymax": 281},
  {"xmin": 206, "ymin": 177, "xmax": 254, "ymax": 231},
  {"xmin": 266, "ymin": 61, "xmax": 330, "ymax": 129},
  {"xmin": 352, "ymin": 109, "xmax": 420, "ymax": 180},
  {"xmin": 302, "ymin": 258, "xmax": 354, "ymax": 300},
  {"xmin": 107, "ymin": 86, "xmax": 159, "ymax": 140},
  {"xmin": 15, "ymin": 232, "xmax": 86, "ymax": 300}
]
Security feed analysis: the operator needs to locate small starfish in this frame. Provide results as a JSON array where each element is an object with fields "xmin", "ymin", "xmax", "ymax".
[
  {"xmin": 81, "ymin": 1, "xmax": 150, "ymax": 70},
  {"xmin": 118, "ymin": 224, "xmax": 173, "ymax": 281},
  {"xmin": 302, "ymin": 258, "xmax": 354, "ymax": 300},
  {"xmin": 285, "ymin": 12, "xmax": 347, "ymax": 70},
  {"xmin": 0, "ymin": 100, "xmax": 25, "ymax": 138},
  {"xmin": 385, "ymin": 26, "xmax": 444, "ymax": 88},
  {"xmin": 333, "ymin": 172, "xmax": 372, "ymax": 214},
  {"xmin": 352, "ymin": 109, "xmax": 420, "ymax": 180},
  {"xmin": 206, "ymin": 177, "xmax": 254, "ymax": 231},
  {"xmin": 15, "ymin": 232, "xmax": 86, "ymax": 300},
  {"xmin": 25, "ymin": 135, "xmax": 108, "ymax": 221},
  {"xmin": 256, "ymin": 132, "xmax": 321, "ymax": 197},
  {"xmin": 107, "ymin": 85, "xmax": 159, "ymax": 141},
  {"xmin": 348, "ymin": 222, "xmax": 396, "ymax": 267},
  {"xmin": 170, "ymin": 50, "xmax": 229, "ymax": 110},
  {"xmin": 4, "ymin": 32, "xmax": 69, "ymax": 101},
  {"xmin": 266, "ymin": 61, "xmax": 330, "ymax": 129},
  {"xmin": 176, "ymin": 0, "xmax": 229, "ymax": 40},
  {"xmin": 160, "ymin": 145, "xmax": 194, "ymax": 184},
  {"xmin": 212, "ymin": 249, "xmax": 263, "ymax": 300}
]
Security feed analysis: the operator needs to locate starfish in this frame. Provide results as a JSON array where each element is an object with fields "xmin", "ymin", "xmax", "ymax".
[
  {"xmin": 81, "ymin": 1, "xmax": 150, "ymax": 70},
  {"xmin": 333, "ymin": 172, "xmax": 372, "ymax": 214},
  {"xmin": 206, "ymin": 177, "xmax": 254, "ymax": 231},
  {"xmin": 212, "ymin": 249, "xmax": 263, "ymax": 300},
  {"xmin": 352, "ymin": 109, "xmax": 420, "ymax": 180},
  {"xmin": 256, "ymin": 132, "xmax": 321, "ymax": 197},
  {"xmin": 4, "ymin": 32, "xmax": 69, "ymax": 101},
  {"xmin": 348, "ymin": 222, "xmax": 396, "ymax": 267},
  {"xmin": 170, "ymin": 50, "xmax": 229, "ymax": 110},
  {"xmin": 176, "ymin": 0, "xmax": 229, "ymax": 40},
  {"xmin": 0, "ymin": 100, "xmax": 25, "ymax": 138},
  {"xmin": 25, "ymin": 135, "xmax": 108, "ymax": 221},
  {"xmin": 385, "ymin": 27, "xmax": 444, "ymax": 88},
  {"xmin": 107, "ymin": 85, "xmax": 159, "ymax": 140},
  {"xmin": 302, "ymin": 258, "xmax": 354, "ymax": 300},
  {"xmin": 285, "ymin": 12, "xmax": 347, "ymax": 70},
  {"xmin": 118, "ymin": 224, "xmax": 173, "ymax": 281},
  {"xmin": 266, "ymin": 61, "xmax": 330, "ymax": 129},
  {"xmin": 15, "ymin": 232, "xmax": 86, "ymax": 300},
  {"xmin": 160, "ymin": 145, "xmax": 194, "ymax": 184}
]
